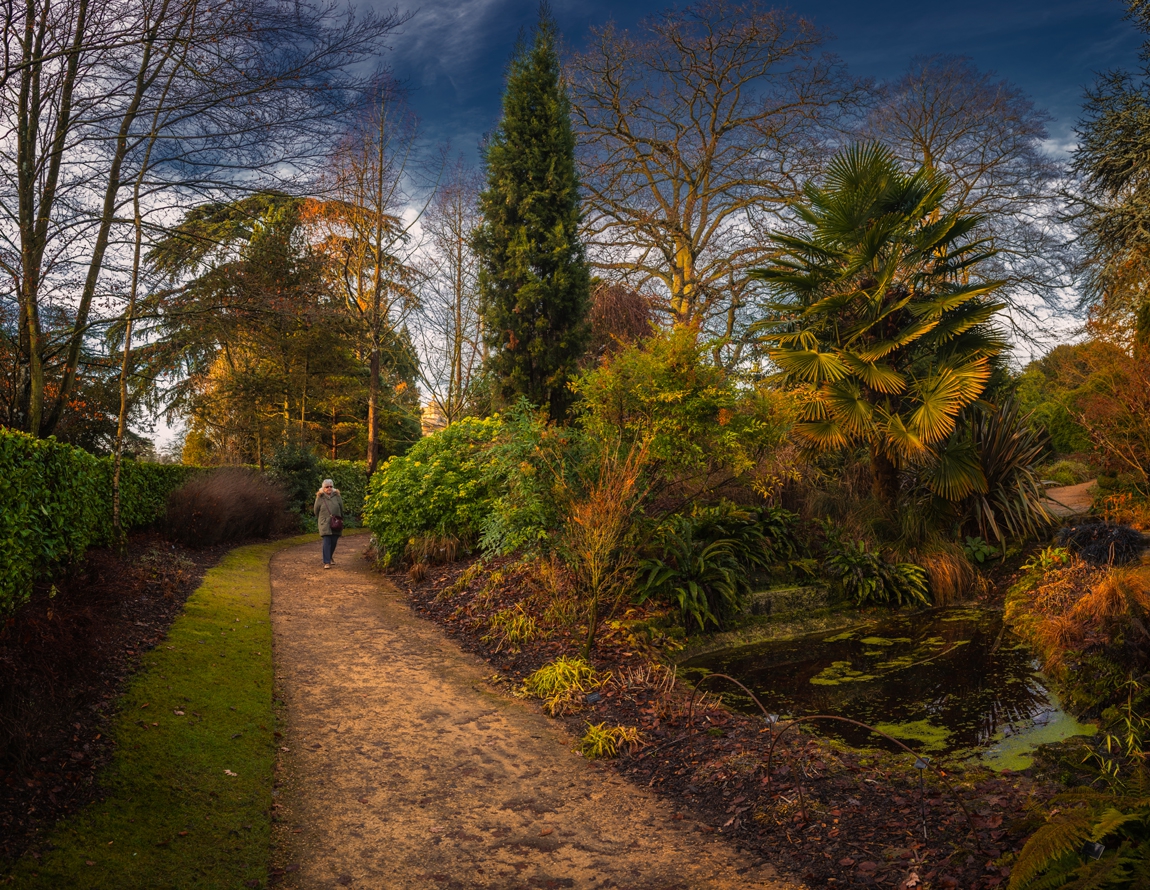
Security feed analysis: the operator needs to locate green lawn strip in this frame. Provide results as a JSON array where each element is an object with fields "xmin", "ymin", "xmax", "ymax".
[{"xmin": 9, "ymin": 534, "xmax": 316, "ymax": 889}]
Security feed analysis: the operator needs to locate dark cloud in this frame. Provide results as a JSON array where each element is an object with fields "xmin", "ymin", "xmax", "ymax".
[{"xmin": 372, "ymin": 0, "xmax": 1140, "ymax": 159}]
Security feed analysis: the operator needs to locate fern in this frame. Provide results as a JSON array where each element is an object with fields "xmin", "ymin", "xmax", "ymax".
[
  {"xmin": 1011, "ymin": 815, "xmax": 1094, "ymax": 889},
  {"xmin": 1011, "ymin": 790, "xmax": 1150, "ymax": 890},
  {"xmin": 1092, "ymin": 808, "xmax": 1144, "ymax": 843},
  {"xmin": 1062, "ymin": 853, "xmax": 1129, "ymax": 890}
]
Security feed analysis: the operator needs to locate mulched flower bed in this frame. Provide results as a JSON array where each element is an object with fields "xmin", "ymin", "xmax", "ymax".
[
  {"xmin": 392, "ymin": 553, "xmax": 1061, "ymax": 890},
  {"xmin": 0, "ymin": 534, "xmax": 230, "ymax": 868}
]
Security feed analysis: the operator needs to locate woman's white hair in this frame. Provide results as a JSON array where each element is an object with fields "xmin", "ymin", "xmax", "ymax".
[{"xmin": 322, "ymin": 478, "xmax": 334, "ymax": 488}]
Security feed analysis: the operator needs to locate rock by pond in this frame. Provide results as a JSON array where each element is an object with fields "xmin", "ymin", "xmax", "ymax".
[{"xmin": 680, "ymin": 607, "xmax": 1095, "ymax": 770}]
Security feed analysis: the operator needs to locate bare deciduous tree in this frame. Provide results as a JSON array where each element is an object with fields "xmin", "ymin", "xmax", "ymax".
[
  {"xmin": 567, "ymin": 0, "xmax": 858, "ymax": 361},
  {"xmin": 0, "ymin": 0, "xmax": 405, "ymax": 438},
  {"xmin": 311, "ymin": 85, "xmax": 426, "ymax": 473},
  {"xmin": 861, "ymin": 55, "xmax": 1073, "ymax": 331},
  {"xmin": 414, "ymin": 158, "xmax": 484, "ymax": 426}
]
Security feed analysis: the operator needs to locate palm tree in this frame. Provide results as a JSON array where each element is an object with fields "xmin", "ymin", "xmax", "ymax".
[{"xmin": 752, "ymin": 143, "xmax": 1008, "ymax": 507}]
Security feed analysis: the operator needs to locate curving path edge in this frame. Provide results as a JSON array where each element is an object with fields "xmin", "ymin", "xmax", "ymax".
[{"xmin": 269, "ymin": 539, "xmax": 798, "ymax": 890}]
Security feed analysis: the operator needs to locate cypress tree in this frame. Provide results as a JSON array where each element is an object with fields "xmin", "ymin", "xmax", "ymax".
[{"xmin": 472, "ymin": 8, "xmax": 590, "ymax": 422}]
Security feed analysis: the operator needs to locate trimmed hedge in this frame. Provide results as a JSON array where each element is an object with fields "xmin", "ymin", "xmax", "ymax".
[{"xmin": 0, "ymin": 428, "xmax": 197, "ymax": 614}]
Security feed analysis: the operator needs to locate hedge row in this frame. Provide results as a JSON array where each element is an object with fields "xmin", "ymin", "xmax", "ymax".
[{"xmin": 0, "ymin": 428, "xmax": 197, "ymax": 614}]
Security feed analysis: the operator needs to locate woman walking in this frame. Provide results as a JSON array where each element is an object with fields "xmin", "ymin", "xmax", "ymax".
[{"xmin": 314, "ymin": 479, "xmax": 344, "ymax": 569}]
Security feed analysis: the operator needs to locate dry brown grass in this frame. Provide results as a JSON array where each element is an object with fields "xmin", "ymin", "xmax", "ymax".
[
  {"xmin": 406, "ymin": 535, "xmax": 463, "ymax": 566},
  {"xmin": 1011, "ymin": 559, "xmax": 1150, "ymax": 670},
  {"xmin": 915, "ymin": 545, "xmax": 979, "ymax": 606}
]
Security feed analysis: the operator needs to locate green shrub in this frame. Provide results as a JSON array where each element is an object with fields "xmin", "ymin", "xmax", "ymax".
[
  {"xmin": 1035, "ymin": 458, "xmax": 1093, "ymax": 487},
  {"xmin": 266, "ymin": 444, "xmax": 320, "ymax": 517},
  {"xmin": 0, "ymin": 429, "xmax": 197, "ymax": 614},
  {"xmin": 363, "ymin": 416, "xmax": 503, "ymax": 566},
  {"xmin": 571, "ymin": 327, "xmax": 795, "ymax": 483},
  {"xmin": 824, "ymin": 539, "xmax": 930, "ymax": 607},
  {"xmin": 636, "ymin": 515, "xmax": 748, "ymax": 632},
  {"xmin": 479, "ymin": 403, "xmax": 584, "ymax": 555},
  {"xmin": 636, "ymin": 504, "xmax": 797, "ymax": 632}
]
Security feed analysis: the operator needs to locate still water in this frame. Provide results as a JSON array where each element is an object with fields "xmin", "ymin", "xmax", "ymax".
[{"xmin": 680, "ymin": 608, "xmax": 1094, "ymax": 769}]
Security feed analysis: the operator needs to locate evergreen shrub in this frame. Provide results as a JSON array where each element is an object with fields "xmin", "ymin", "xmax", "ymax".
[{"xmin": 364, "ymin": 416, "xmax": 503, "ymax": 566}]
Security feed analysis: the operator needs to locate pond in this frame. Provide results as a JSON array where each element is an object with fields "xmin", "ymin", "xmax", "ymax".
[{"xmin": 679, "ymin": 608, "xmax": 1095, "ymax": 769}]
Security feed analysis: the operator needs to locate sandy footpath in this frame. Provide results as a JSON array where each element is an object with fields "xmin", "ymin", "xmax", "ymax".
[{"xmin": 268, "ymin": 539, "xmax": 798, "ymax": 890}]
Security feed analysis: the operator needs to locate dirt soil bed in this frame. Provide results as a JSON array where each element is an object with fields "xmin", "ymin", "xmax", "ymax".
[
  {"xmin": 396, "ymin": 555, "xmax": 1063, "ymax": 890},
  {"xmin": 0, "ymin": 533, "xmax": 230, "ymax": 867}
]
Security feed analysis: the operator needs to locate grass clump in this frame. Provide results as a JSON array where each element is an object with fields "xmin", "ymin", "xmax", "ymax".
[
  {"xmin": 522, "ymin": 656, "xmax": 609, "ymax": 716},
  {"xmin": 482, "ymin": 604, "xmax": 538, "ymax": 653},
  {"xmin": 7, "ymin": 535, "xmax": 310, "ymax": 889},
  {"xmin": 579, "ymin": 722, "xmax": 643, "ymax": 759}
]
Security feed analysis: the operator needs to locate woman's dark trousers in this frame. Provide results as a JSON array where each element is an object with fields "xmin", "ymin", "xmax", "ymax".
[{"xmin": 322, "ymin": 534, "xmax": 339, "ymax": 565}]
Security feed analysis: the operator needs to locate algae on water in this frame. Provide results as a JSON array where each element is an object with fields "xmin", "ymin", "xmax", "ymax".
[{"xmin": 872, "ymin": 719, "xmax": 952, "ymax": 752}]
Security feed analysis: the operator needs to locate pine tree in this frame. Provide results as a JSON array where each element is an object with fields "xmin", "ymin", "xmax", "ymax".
[{"xmin": 472, "ymin": 8, "xmax": 590, "ymax": 422}]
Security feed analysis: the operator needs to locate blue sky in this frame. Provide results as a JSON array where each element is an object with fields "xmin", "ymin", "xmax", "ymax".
[{"xmin": 380, "ymin": 0, "xmax": 1142, "ymax": 160}]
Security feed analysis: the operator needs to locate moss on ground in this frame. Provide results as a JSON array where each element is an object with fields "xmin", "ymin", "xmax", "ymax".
[{"xmin": 7, "ymin": 535, "xmax": 314, "ymax": 889}]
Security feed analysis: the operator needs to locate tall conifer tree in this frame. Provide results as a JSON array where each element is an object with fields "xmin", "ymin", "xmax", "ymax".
[{"xmin": 472, "ymin": 8, "xmax": 590, "ymax": 421}]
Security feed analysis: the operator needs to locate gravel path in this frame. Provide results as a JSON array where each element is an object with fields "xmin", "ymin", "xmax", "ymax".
[
  {"xmin": 1042, "ymin": 479, "xmax": 1097, "ymax": 517},
  {"xmin": 269, "ymin": 539, "xmax": 797, "ymax": 890}
]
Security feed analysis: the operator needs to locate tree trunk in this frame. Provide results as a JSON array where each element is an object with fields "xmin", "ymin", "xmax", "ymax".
[
  {"xmin": 871, "ymin": 447, "xmax": 900, "ymax": 506},
  {"xmin": 367, "ymin": 342, "xmax": 380, "ymax": 474},
  {"xmin": 582, "ymin": 590, "xmax": 600, "ymax": 659}
]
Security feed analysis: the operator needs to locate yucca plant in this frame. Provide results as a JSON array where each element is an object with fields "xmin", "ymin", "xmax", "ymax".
[
  {"xmin": 752, "ymin": 143, "xmax": 1007, "ymax": 508},
  {"xmin": 965, "ymin": 398, "xmax": 1053, "ymax": 548}
]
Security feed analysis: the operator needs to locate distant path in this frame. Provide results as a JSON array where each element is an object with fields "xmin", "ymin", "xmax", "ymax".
[
  {"xmin": 1042, "ymin": 479, "xmax": 1097, "ymax": 517},
  {"xmin": 269, "ymin": 540, "xmax": 795, "ymax": 890}
]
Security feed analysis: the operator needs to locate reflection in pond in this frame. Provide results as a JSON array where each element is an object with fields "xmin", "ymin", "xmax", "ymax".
[{"xmin": 680, "ymin": 608, "xmax": 1094, "ymax": 768}]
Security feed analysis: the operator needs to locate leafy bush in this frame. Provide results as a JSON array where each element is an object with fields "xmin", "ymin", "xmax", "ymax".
[
  {"xmin": 637, "ymin": 517, "xmax": 747, "ymax": 632},
  {"xmin": 266, "ymin": 444, "xmax": 319, "ymax": 516},
  {"xmin": 363, "ymin": 416, "xmax": 503, "ymax": 566},
  {"xmin": 636, "ymin": 504, "xmax": 799, "ymax": 632},
  {"xmin": 824, "ymin": 539, "xmax": 930, "ymax": 607},
  {"xmin": 689, "ymin": 502, "xmax": 798, "ymax": 567},
  {"xmin": 479, "ymin": 403, "xmax": 583, "ymax": 556},
  {"xmin": 0, "ymin": 429, "xmax": 197, "ymax": 614},
  {"xmin": 165, "ymin": 468, "xmax": 289, "ymax": 547},
  {"xmin": 572, "ymin": 327, "xmax": 794, "ymax": 484},
  {"xmin": 962, "ymin": 536, "xmax": 999, "ymax": 564}
]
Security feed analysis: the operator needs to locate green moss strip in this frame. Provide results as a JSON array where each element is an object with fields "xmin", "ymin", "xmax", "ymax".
[{"xmin": 9, "ymin": 535, "xmax": 314, "ymax": 889}]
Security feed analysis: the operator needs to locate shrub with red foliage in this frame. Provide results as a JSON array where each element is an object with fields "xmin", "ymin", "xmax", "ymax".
[{"xmin": 164, "ymin": 467, "xmax": 291, "ymax": 548}]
